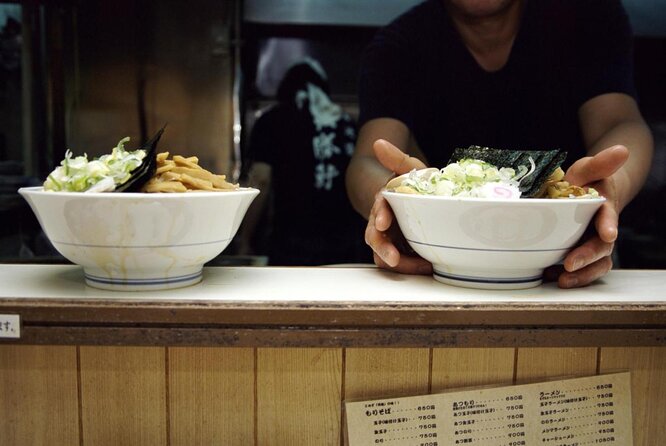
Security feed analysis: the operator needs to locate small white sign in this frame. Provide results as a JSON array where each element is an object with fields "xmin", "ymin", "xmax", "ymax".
[{"xmin": 0, "ymin": 314, "xmax": 20, "ymax": 338}]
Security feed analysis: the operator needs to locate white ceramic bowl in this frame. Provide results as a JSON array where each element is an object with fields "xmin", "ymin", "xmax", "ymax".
[
  {"xmin": 19, "ymin": 187, "xmax": 259, "ymax": 291},
  {"xmin": 382, "ymin": 191, "xmax": 605, "ymax": 290}
]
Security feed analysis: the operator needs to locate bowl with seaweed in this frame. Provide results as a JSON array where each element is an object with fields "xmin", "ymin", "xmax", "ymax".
[
  {"xmin": 382, "ymin": 146, "xmax": 605, "ymax": 290},
  {"xmin": 18, "ymin": 129, "xmax": 259, "ymax": 291}
]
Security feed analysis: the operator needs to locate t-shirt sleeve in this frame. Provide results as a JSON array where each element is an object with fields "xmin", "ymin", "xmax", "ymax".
[
  {"xmin": 357, "ymin": 23, "xmax": 416, "ymax": 129},
  {"xmin": 574, "ymin": 0, "xmax": 637, "ymax": 106}
]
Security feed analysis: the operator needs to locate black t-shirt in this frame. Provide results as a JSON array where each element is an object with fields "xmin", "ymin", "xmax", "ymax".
[
  {"xmin": 250, "ymin": 103, "xmax": 369, "ymax": 265},
  {"xmin": 359, "ymin": 0, "xmax": 637, "ymax": 168}
]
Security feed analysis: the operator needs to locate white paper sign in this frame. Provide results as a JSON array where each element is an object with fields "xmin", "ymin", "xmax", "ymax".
[
  {"xmin": 0, "ymin": 314, "xmax": 21, "ymax": 338},
  {"xmin": 346, "ymin": 372, "xmax": 632, "ymax": 446}
]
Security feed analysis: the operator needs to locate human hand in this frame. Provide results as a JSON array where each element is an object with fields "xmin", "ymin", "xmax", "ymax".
[
  {"xmin": 544, "ymin": 145, "xmax": 630, "ymax": 288},
  {"xmin": 365, "ymin": 139, "xmax": 432, "ymax": 274}
]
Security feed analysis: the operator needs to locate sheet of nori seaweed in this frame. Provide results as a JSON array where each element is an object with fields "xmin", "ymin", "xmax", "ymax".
[
  {"xmin": 448, "ymin": 145, "xmax": 567, "ymax": 197},
  {"xmin": 114, "ymin": 125, "xmax": 166, "ymax": 192}
]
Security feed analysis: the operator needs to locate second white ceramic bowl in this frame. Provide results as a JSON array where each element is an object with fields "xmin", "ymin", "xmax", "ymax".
[{"xmin": 382, "ymin": 191, "xmax": 605, "ymax": 289}]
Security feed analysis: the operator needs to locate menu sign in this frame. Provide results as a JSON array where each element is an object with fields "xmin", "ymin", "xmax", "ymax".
[{"xmin": 345, "ymin": 372, "xmax": 632, "ymax": 446}]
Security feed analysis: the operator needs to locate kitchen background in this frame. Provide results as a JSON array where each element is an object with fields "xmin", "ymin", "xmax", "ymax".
[{"xmin": 1, "ymin": 0, "xmax": 664, "ymax": 268}]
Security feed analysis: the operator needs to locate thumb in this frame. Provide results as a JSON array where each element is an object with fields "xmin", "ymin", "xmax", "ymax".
[
  {"xmin": 373, "ymin": 139, "xmax": 426, "ymax": 175},
  {"xmin": 565, "ymin": 145, "xmax": 629, "ymax": 186}
]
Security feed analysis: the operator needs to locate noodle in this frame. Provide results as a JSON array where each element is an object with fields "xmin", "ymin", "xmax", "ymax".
[{"xmin": 141, "ymin": 152, "xmax": 238, "ymax": 193}]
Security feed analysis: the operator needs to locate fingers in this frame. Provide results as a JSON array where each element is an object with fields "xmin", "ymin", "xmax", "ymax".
[
  {"xmin": 554, "ymin": 146, "xmax": 623, "ymax": 288},
  {"xmin": 556, "ymin": 234, "xmax": 614, "ymax": 288},
  {"xmin": 546, "ymin": 201, "xmax": 617, "ymax": 288},
  {"xmin": 594, "ymin": 201, "xmax": 619, "ymax": 243},
  {"xmin": 366, "ymin": 220, "xmax": 432, "ymax": 274},
  {"xmin": 366, "ymin": 139, "xmax": 429, "ymax": 274},
  {"xmin": 545, "ymin": 241, "xmax": 614, "ymax": 289},
  {"xmin": 558, "ymin": 255, "xmax": 613, "ymax": 289},
  {"xmin": 365, "ymin": 219, "xmax": 400, "ymax": 267},
  {"xmin": 365, "ymin": 193, "xmax": 432, "ymax": 274},
  {"xmin": 564, "ymin": 235, "xmax": 614, "ymax": 273},
  {"xmin": 373, "ymin": 252, "xmax": 433, "ymax": 275},
  {"xmin": 372, "ymin": 193, "xmax": 393, "ymax": 232},
  {"xmin": 373, "ymin": 139, "xmax": 426, "ymax": 175},
  {"xmin": 366, "ymin": 195, "xmax": 399, "ymax": 266},
  {"xmin": 565, "ymin": 145, "xmax": 629, "ymax": 187}
]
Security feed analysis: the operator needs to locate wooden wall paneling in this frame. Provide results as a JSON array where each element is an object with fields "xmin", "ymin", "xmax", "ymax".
[
  {"xmin": 431, "ymin": 348, "xmax": 515, "ymax": 393},
  {"xmin": 68, "ymin": 1, "xmax": 235, "ymax": 175},
  {"xmin": 344, "ymin": 348, "xmax": 430, "ymax": 401},
  {"xmin": 599, "ymin": 347, "xmax": 666, "ymax": 446},
  {"xmin": 168, "ymin": 347, "xmax": 254, "ymax": 446},
  {"xmin": 79, "ymin": 346, "xmax": 167, "ymax": 446},
  {"xmin": 515, "ymin": 347, "xmax": 598, "ymax": 384},
  {"xmin": 0, "ymin": 345, "xmax": 79, "ymax": 445},
  {"xmin": 257, "ymin": 348, "xmax": 342, "ymax": 446},
  {"xmin": 145, "ymin": 1, "xmax": 235, "ymax": 175}
]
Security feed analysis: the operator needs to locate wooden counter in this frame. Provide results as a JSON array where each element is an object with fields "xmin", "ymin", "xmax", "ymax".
[{"xmin": 1, "ymin": 265, "xmax": 665, "ymax": 445}]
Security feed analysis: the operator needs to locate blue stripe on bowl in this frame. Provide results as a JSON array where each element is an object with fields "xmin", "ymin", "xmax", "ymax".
[
  {"xmin": 434, "ymin": 270, "xmax": 542, "ymax": 284},
  {"xmin": 407, "ymin": 239, "xmax": 568, "ymax": 253},
  {"xmin": 85, "ymin": 271, "xmax": 202, "ymax": 286},
  {"xmin": 54, "ymin": 238, "xmax": 231, "ymax": 249}
]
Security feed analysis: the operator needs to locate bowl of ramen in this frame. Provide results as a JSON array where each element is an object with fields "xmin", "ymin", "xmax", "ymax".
[
  {"xmin": 382, "ymin": 146, "xmax": 605, "ymax": 290},
  {"xmin": 19, "ymin": 129, "xmax": 259, "ymax": 291}
]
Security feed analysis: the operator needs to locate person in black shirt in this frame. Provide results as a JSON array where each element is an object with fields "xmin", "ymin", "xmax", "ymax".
[
  {"xmin": 245, "ymin": 59, "xmax": 369, "ymax": 265},
  {"xmin": 346, "ymin": 0, "xmax": 654, "ymax": 287}
]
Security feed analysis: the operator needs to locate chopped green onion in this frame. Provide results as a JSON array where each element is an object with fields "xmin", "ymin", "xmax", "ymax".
[{"xmin": 43, "ymin": 137, "xmax": 146, "ymax": 192}]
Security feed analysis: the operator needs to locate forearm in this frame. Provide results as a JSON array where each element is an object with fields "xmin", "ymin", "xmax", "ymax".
[
  {"xmin": 587, "ymin": 119, "xmax": 654, "ymax": 210},
  {"xmin": 346, "ymin": 118, "xmax": 414, "ymax": 219},
  {"xmin": 346, "ymin": 154, "xmax": 394, "ymax": 218},
  {"xmin": 579, "ymin": 93, "xmax": 654, "ymax": 211}
]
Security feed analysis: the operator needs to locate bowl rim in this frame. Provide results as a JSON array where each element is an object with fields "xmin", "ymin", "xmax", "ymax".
[
  {"xmin": 18, "ymin": 186, "xmax": 260, "ymax": 198},
  {"xmin": 381, "ymin": 189, "xmax": 606, "ymax": 204}
]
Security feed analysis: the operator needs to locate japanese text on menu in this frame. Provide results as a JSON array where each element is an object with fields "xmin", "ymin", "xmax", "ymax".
[{"xmin": 345, "ymin": 372, "xmax": 632, "ymax": 446}]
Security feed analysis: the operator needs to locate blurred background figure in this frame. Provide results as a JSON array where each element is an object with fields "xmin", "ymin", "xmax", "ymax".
[{"xmin": 240, "ymin": 58, "xmax": 370, "ymax": 265}]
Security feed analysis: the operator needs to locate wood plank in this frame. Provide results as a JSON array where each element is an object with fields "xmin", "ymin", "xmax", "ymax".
[
  {"xmin": 515, "ymin": 347, "xmax": 598, "ymax": 384},
  {"xmin": 431, "ymin": 348, "xmax": 515, "ymax": 393},
  {"xmin": 5, "ymin": 299, "xmax": 666, "ymax": 327},
  {"xmin": 79, "ymin": 346, "xmax": 167, "ymax": 445},
  {"xmin": 600, "ymin": 347, "xmax": 666, "ymax": 446},
  {"xmin": 345, "ymin": 348, "xmax": 430, "ymax": 401},
  {"xmin": 12, "ymin": 326, "xmax": 666, "ymax": 348},
  {"xmin": 0, "ymin": 345, "xmax": 79, "ymax": 445},
  {"xmin": 169, "ymin": 347, "xmax": 254, "ymax": 446},
  {"xmin": 257, "ymin": 348, "xmax": 342, "ymax": 445}
]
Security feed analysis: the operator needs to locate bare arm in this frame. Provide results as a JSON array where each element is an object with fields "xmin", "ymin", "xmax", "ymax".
[
  {"xmin": 346, "ymin": 118, "xmax": 427, "ymax": 217},
  {"xmin": 578, "ymin": 92, "xmax": 654, "ymax": 209}
]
